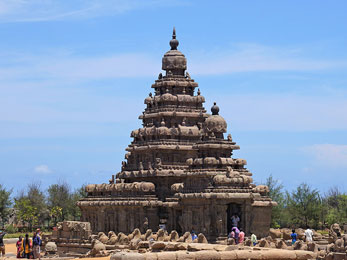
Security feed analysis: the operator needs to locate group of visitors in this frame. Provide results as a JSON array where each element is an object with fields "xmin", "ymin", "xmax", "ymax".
[
  {"xmin": 290, "ymin": 227, "xmax": 314, "ymax": 244},
  {"xmin": 16, "ymin": 229, "xmax": 42, "ymax": 259},
  {"xmin": 228, "ymin": 226, "xmax": 245, "ymax": 244},
  {"xmin": 228, "ymin": 214, "xmax": 246, "ymax": 244},
  {"xmin": 228, "ymin": 214, "xmax": 257, "ymax": 245}
]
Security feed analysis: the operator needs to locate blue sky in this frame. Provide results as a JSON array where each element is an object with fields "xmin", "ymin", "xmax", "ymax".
[{"xmin": 1, "ymin": 0, "xmax": 347, "ymax": 195}]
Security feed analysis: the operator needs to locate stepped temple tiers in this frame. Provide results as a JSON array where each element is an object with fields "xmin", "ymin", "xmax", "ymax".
[{"xmin": 77, "ymin": 28, "xmax": 276, "ymax": 241}]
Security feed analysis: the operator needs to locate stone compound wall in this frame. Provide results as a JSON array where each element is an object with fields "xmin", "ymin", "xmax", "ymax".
[{"xmin": 111, "ymin": 248, "xmax": 317, "ymax": 260}]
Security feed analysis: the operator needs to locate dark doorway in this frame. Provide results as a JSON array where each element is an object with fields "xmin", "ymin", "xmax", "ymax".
[{"xmin": 227, "ymin": 203, "xmax": 242, "ymax": 234}]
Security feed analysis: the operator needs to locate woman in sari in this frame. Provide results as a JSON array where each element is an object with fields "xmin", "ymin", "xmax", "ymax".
[
  {"xmin": 21, "ymin": 234, "xmax": 32, "ymax": 259},
  {"xmin": 16, "ymin": 235, "xmax": 23, "ymax": 258}
]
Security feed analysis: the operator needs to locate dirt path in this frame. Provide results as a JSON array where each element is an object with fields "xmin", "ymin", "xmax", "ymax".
[{"xmin": 2, "ymin": 243, "xmax": 110, "ymax": 260}]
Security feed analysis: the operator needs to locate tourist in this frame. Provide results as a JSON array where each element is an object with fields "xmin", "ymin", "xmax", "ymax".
[
  {"xmin": 16, "ymin": 235, "xmax": 23, "ymax": 258},
  {"xmin": 228, "ymin": 228, "xmax": 235, "ymax": 242},
  {"xmin": 291, "ymin": 229, "xmax": 298, "ymax": 245},
  {"xmin": 238, "ymin": 228, "xmax": 245, "ymax": 244},
  {"xmin": 32, "ymin": 231, "xmax": 41, "ymax": 259},
  {"xmin": 191, "ymin": 231, "xmax": 197, "ymax": 241},
  {"xmin": 36, "ymin": 229, "xmax": 41, "ymax": 239},
  {"xmin": 251, "ymin": 232, "xmax": 257, "ymax": 246},
  {"xmin": 232, "ymin": 227, "xmax": 240, "ymax": 244},
  {"xmin": 0, "ymin": 230, "xmax": 7, "ymax": 257},
  {"xmin": 21, "ymin": 234, "xmax": 32, "ymax": 259},
  {"xmin": 304, "ymin": 227, "xmax": 313, "ymax": 242},
  {"xmin": 231, "ymin": 214, "xmax": 240, "ymax": 227}
]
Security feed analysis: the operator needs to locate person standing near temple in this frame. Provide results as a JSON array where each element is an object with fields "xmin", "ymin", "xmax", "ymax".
[
  {"xmin": 0, "ymin": 230, "xmax": 7, "ymax": 257},
  {"xmin": 191, "ymin": 231, "xmax": 197, "ymax": 241},
  {"xmin": 291, "ymin": 229, "xmax": 298, "ymax": 245},
  {"xmin": 32, "ymin": 232, "xmax": 41, "ymax": 260},
  {"xmin": 232, "ymin": 227, "xmax": 240, "ymax": 244},
  {"xmin": 304, "ymin": 227, "xmax": 313, "ymax": 242},
  {"xmin": 16, "ymin": 235, "xmax": 23, "ymax": 258},
  {"xmin": 251, "ymin": 232, "xmax": 257, "ymax": 246},
  {"xmin": 231, "ymin": 214, "xmax": 240, "ymax": 227},
  {"xmin": 21, "ymin": 234, "xmax": 32, "ymax": 259},
  {"xmin": 238, "ymin": 228, "xmax": 245, "ymax": 244}
]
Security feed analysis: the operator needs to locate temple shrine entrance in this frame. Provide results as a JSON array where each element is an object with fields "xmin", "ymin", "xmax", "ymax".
[{"xmin": 227, "ymin": 203, "xmax": 242, "ymax": 234}]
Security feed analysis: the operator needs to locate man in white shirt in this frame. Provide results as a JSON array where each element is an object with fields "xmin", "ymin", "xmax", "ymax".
[{"xmin": 304, "ymin": 227, "xmax": 313, "ymax": 242}]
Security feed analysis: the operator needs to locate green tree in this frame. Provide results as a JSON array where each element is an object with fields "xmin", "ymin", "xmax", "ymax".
[
  {"xmin": 14, "ymin": 183, "xmax": 47, "ymax": 230},
  {"xmin": 69, "ymin": 185, "xmax": 87, "ymax": 221},
  {"xmin": 47, "ymin": 183, "xmax": 87, "ymax": 223},
  {"xmin": 285, "ymin": 183, "xmax": 322, "ymax": 228},
  {"xmin": 47, "ymin": 182, "xmax": 71, "ymax": 223},
  {"xmin": 323, "ymin": 189, "xmax": 347, "ymax": 226},
  {"xmin": 14, "ymin": 197, "xmax": 38, "ymax": 230},
  {"xmin": 264, "ymin": 175, "xmax": 286, "ymax": 228},
  {"xmin": 0, "ymin": 184, "xmax": 12, "ymax": 228}
]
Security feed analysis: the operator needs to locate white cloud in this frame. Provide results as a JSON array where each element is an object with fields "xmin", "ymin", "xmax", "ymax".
[
  {"xmin": 34, "ymin": 164, "xmax": 53, "ymax": 174},
  {"xmin": 302, "ymin": 144, "xmax": 347, "ymax": 168}
]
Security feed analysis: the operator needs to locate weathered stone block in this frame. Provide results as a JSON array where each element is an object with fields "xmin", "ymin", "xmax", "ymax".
[
  {"xmin": 294, "ymin": 250, "xmax": 317, "ymax": 260},
  {"xmin": 220, "ymin": 251, "xmax": 237, "ymax": 260},
  {"xmin": 111, "ymin": 252, "xmax": 145, "ymax": 260},
  {"xmin": 262, "ymin": 249, "xmax": 296, "ymax": 259},
  {"xmin": 194, "ymin": 250, "xmax": 220, "ymax": 260},
  {"xmin": 157, "ymin": 252, "xmax": 177, "ymax": 260},
  {"xmin": 143, "ymin": 252, "xmax": 158, "ymax": 260},
  {"xmin": 151, "ymin": 241, "xmax": 166, "ymax": 251},
  {"xmin": 188, "ymin": 243, "xmax": 215, "ymax": 251},
  {"xmin": 176, "ymin": 251, "xmax": 196, "ymax": 260}
]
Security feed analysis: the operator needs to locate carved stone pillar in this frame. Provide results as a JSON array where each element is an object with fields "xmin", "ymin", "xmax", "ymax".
[
  {"xmin": 129, "ymin": 208, "xmax": 135, "ymax": 232},
  {"xmin": 119, "ymin": 208, "xmax": 127, "ymax": 233},
  {"xmin": 138, "ymin": 207, "xmax": 145, "ymax": 233},
  {"xmin": 97, "ymin": 207, "xmax": 105, "ymax": 232},
  {"xmin": 203, "ymin": 205, "xmax": 211, "ymax": 237},
  {"xmin": 244, "ymin": 202, "xmax": 252, "ymax": 236}
]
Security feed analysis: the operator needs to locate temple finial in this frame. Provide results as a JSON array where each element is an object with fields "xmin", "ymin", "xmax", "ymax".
[
  {"xmin": 173, "ymin": 27, "xmax": 176, "ymax": 39},
  {"xmin": 211, "ymin": 102, "xmax": 220, "ymax": 115},
  {"xmin": 170, "ymin": 27, "xmax": 179, "ymax": 50}
]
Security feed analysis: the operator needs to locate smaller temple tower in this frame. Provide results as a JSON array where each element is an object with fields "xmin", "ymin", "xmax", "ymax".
[{"xmin": 77, "ymin": 28, "xmax": 276, "ymax": 240}]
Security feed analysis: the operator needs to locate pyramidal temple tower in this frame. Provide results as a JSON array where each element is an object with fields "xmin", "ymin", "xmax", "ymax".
[{"xmin": 78, "ymin": 29, "xmax": 276, "ymax": 240}]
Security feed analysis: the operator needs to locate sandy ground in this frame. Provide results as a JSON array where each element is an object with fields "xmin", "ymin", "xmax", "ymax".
[{"xmin": 2, "ymin": 243, "xmax": 110, "ymax": 260}]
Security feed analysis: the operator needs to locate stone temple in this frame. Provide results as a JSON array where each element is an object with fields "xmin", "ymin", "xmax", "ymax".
[{"xmin": 77, "ymin": 29, "xmax": 276, "ymax": 241}]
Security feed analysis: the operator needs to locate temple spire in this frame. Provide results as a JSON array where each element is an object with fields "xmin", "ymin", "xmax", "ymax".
[{"xmin": 170, "ymin": 27, "xmax": 179, "ymax": 50}]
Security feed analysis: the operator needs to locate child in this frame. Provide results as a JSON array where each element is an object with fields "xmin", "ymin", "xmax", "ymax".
[{"xmin": 251, "ymin": 232, "xmax": 257, "ymax": 246}]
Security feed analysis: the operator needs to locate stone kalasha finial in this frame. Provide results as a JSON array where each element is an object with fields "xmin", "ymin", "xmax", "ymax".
[
  {"xmin": 170, "ymin": 27, "xmax": 179, "ymax": 50},
  {"xmin": 211, "ymin": 102, "xmax": 219, "ymax": 115}
]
